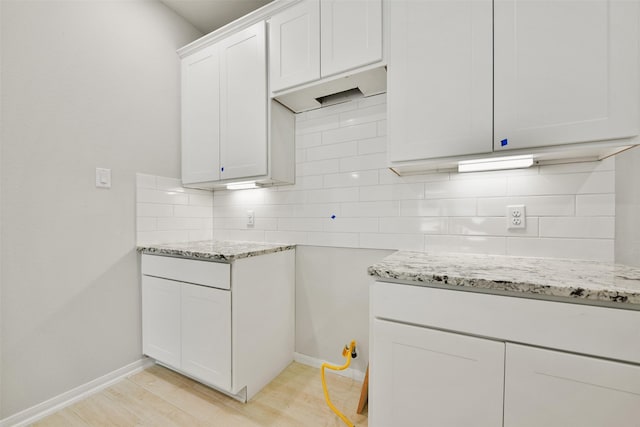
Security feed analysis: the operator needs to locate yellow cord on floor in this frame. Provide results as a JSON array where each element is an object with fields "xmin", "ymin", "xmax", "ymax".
[{"xmin": 321, "ymin": 340, "xmax": 357, "ymax": 427}]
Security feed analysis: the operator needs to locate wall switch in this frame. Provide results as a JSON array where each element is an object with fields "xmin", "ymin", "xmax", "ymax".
[
  {"xmin": 95, "ymin": 168, "xmax": 111, "ymax": 189},
  {"xmin": 247, "ymin": 210, "xmax": 255, "ymax": 227},
  {"xmin": 507, "ymin": 205, "xmax": 526, "ymax": 229}
]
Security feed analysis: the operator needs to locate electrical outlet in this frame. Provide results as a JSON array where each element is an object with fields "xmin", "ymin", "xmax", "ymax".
[
  {"xmin": 507, "ymin": 205, "xmax": 526, "ymax": 230},
  {"xmin": 247, "ymin": 210, "xmax": 255, "ymax": 227}
]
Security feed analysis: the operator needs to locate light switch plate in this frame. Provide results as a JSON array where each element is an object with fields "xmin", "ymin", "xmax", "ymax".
[{"xmin": 96, "ymin": 168, "xmax": 111, "ymax": 189}]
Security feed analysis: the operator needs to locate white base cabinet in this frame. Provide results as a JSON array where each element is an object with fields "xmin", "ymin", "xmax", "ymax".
[
  {"xmin": 370, "ymin": 281, "xmax": 640, "ymax": 427},
  {"xmin": 141, "ymin": 250, "xmax": 294, "ymax": 401}
]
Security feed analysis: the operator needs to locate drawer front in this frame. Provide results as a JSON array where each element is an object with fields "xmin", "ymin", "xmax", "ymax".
[
  {"xmin": 372, "ymin": 281, "xmax": 640, "ymax": 365},
  {"xmin": 142, "ymin": 254, "xmax": 230, "ymax": 290}
]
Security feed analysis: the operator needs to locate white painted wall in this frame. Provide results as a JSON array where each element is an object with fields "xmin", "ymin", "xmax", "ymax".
[
  {"xmin": 615, "ymin": 146, "xmax": 640, "ymax": 267},
  {"xmin": 212, "ymin": 93, "xmax": 617, "ymax": 262},
  {"xmin": 295, "ymin": 246, "xmax": 392, "ymax": 374},
  {"xmin": 0, "ymin": 0, "xmax": 201, "ymax": 418}
]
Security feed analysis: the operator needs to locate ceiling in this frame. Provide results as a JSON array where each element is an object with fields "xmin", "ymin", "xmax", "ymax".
[{"xmin": 160, "ymin": 0, "xmax": 274, "ymax": 34}]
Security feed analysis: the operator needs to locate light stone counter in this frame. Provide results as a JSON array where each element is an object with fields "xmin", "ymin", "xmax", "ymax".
[
  {"xmin": 368, "ymin": 251, "xmax": 640, "ymax": 308},
  {"xmin": 137, "ymin": 240, "xmax": 295, "ymax": 262}
]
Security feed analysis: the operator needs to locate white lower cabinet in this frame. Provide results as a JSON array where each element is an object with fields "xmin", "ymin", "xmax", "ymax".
[
  {"xmin": 371, "ymin": 319, "xmax": 504, "ymax": 427},
  {"xmin": 141, "ymin": 251, "xmax": 294, "ymax": 401},
  {"xmin": 370, "ymin": 281, "xmax": 640, "ymax": 427},
  {"xmin": 504, "ymin": 344, "xmax": 640, "ymax": 427}
]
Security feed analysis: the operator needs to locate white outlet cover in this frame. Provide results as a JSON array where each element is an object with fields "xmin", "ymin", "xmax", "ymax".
[{"xmin": 507, "ymin": 204, "xmax": 526, "ymax": 230}]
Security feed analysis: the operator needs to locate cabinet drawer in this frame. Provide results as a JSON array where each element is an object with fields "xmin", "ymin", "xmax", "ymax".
[{"xmin": 142, "ymin": 254, "xmax": 230, "ymax": 290}]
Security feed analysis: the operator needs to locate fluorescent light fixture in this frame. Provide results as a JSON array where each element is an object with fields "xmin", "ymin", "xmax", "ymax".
[
  {"xmin": 226, "ymin": 181, "xmax": 258, "ymax": 190},
  {"xmin": 458, "ymin": 155, "xmax": 534, "ymax": 173}
]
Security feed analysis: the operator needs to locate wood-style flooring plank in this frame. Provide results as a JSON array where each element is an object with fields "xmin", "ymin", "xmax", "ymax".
[{"xmin": 32, "ymin": 362, "xmax": 368, "ymax": 427}]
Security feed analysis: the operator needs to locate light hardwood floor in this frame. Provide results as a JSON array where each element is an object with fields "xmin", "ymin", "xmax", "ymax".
[{"xmin": 32, "ymin": 362, "xmax": 369, "ymax": 426}]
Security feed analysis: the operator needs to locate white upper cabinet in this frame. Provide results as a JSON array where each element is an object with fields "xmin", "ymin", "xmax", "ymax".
[
  {"xmin": 269, "ymin": 0, "xmax": 383, "ymax": 93},
  {"xmin": 181, "ymin": 44, "xmax": 220, "ymax": 184},
  {"xmin": 494, "ymin": 0, "xmax": 640, "ymax": 152},
  {"xmin": 269, "ymin": 0, "xmax": 320, "ymax": 93},
  {"xmin": 387, "ymin": 0, "xmax": 493, "ymax": 162},
  {"xmin": 388, "ymin": 0, "xmax": 640, "ymax": 169},
  {"xmin": 219, "ymin": 21, "xmax": 268, "ymax": 181},
  {"xmin": 320, "ymin": 0, "xmax": 382, "ymax": 77}
]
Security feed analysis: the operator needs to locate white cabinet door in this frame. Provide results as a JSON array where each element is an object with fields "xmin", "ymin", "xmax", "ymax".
[
  {"xmin": 142, "ymin": 276, "xmax": 181, "ymax": 368},
  {"xmin": 219, "ymin": 21, "xmax": 268, "ymax": 181},
  {"xmin": 370, "ymin": 319, "xmax": 505, "ymax": 427},
  {"xmin": 494, "ymin": 0, "xmax": 639, "ymax": 151},
  {"xmin": 181, "ymin": 44, "xmax": 220, "ymax": 185},
  {"xmin": 181, "ymin": 284, "xmax": 232, "ymax": 391},
  {"xmin": 387, "ymin": 0, "xmax": 493, "ymax": 162},
  {"xmin": 320, "ymin": 0, "xmax": 382, "ymax": 77},
  {"xmin": 504, "ymin": 344, "xmax": 640, "ymax": 427},
  {"xmin": 269, "ymin": 0, "xmax": 320, "ymax": 92}
]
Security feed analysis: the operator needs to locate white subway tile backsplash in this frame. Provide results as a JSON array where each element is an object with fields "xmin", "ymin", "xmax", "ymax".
[
  {"xmin": 137, "ymin": 187, "xmax": 189, "ymax": 205},
  {"xmin": 307, "ymin": 141, "xmax": 358, "ymax": 161},
  {"xmin": 205, "ymin": 94, "xmax": 615, "ymax": 261},
  {"xmin": 265, "ymin": 230, "xmax": 308, "ymax": 245},
  {"xmin": 477, "ymin": 196, "xmax": 575, "ymax": 217},
  {"xmin": 324, "ymin": 170, "xmax": 379, "ymax": 188},
  {"xmin": 322, "ymin": 122, "xmax": 377, "ymax": 145},
  {"xmin": 507, "ymin": 171, "xmax": 614, "ymax": 196},
  {"xmin": 426, "ymin": 178, "xmax": 508, "ymax": 199},
  {"xmin": 425, "ymin": 235, "xmax": 507, "ymax": 255},
  {"xmin": 379, "ymin": 217, "xmax": 448, "ymax": 234},
  {"xmin": 341, "ymin": 201, "xmax": 400, "ymax": 218},
  {"xmin": 173, "ymin": 205, "xmax": 214, "ymax": 218},
  {"xmin": 449, "ymin": 217, "xmax": 540, "ymax": 237},
  {"xmin": 137, "ymin": 217, "xmax": 157, "ymax": 232},
  {"xmin": 507, "ymin": 237, "xmax": 614, "ymax": 262},
  {"xmin": 360, "ymin": 233, "xmax": 425, "ymax": 251},
  {"xmin": 357, "ymin": 136, "xmax": 387, "ymax": 155},
  {"xmin": 339, "ymin": 103, "xmax": 386, "ymax": 127},
  {"xmin": 157, "ymin": 217, "xmax": 208, "ymax": 231},
  {"xmin": 306, "ymin": 187, "xmax": 359, "ymax": 204},
  {"xmin": 297, "ymin": 159, "xmax": 341, "ymax": 176},
  {"xmin": 137, "ymin": 203, "xmax": 174, "ymax": 218},
  {"xmin": 156, "ymin": 176, "xmax": 186, "ymax": 192},
  {"xmin": 324, "ymin": 217, "xmax": 378, "ymax": 233},
  {"xmin": 400, "ymin": 199, "xmax": 476, "ymax": 217},
  {"xmin": 296, "ymin": 114, "xmax": 341, "ymax": 135},
  {"xmin": 294, "ymin": 203, "xmax": 341, "ymax": 218},
  {"xmin": 340, "ymin": 153, "xmax": 388, "ymax": 172},
  {"xmin": 307, "ymin": 232, "xmax": 359, "ymax": 248},
  {"xmin": 360, "ymin": 183, "xmax": 425, "ymax": 201},
  {"xmin": 278, "ymin": 218, "xmax": 324, "ymax": 232},
  {"xmin": 539, "ymin": 217, "xmax": 615, "ymax": 239},
  {"xmin": 576, "ymin": 194, "xmax": 616, "ymax": 216}
]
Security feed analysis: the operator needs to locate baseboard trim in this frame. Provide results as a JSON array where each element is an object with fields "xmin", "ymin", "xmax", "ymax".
[
  {"xmin": 1, "ymin": 358, "xmax": 154, "ymax": 427},
  {"xmin": 294, "ymin": 352, "xmax": 366, "ymax": 382}
]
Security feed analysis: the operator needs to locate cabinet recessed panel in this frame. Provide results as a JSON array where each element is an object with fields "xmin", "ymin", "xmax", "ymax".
[
  {"xmin": 142, "ymin": 276, "xmax": 181, "ymax": 368},
  {"xmin": 320, "ymin": 0, "xmax": 382, "ymax": 78},
  {"xmin": 494, "ymin": 0, "xmax": 639, "ymax": 151},
  {"xmin": 371, "ymin": 319, "xmax": 504, "ymax": 427},
  {"xmin": 182, "ymin": 45, "xmax": 220, "ymax": 184},
  {"xmin": 220, "ymin": 21, "xmax": 268, "ymax": 180},
  {"xmin": 181, "ymin": 284, "xmax": 231, "ymax": 390},
  {"xmin": 387, "ymin": 0, "xmax": 493, "ymax": 162},
  {"xmin": 269, "ymin": 0, "xmax": 320, "ymax": 92},
  {"xmin": 504, "ymin": 344, "xmax": 640, "ymax": 427}
]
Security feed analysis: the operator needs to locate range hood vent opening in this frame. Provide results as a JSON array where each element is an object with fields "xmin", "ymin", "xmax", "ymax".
[
  {"xmin": 273, "ymin": 65, "xmax": 387, "ymax": 113},
  {"xmin": 315, "ymin": 87, "xmax": 364, "ymax": 108}
]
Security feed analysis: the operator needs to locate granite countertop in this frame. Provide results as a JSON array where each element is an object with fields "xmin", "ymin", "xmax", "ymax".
[
  {"xmin": 137, "ymin": 240, "xmax": 295, "ymax": 262},
  {"xmin": 368, "ymin": 251, "xmax": 640, "ymax": 308}
]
